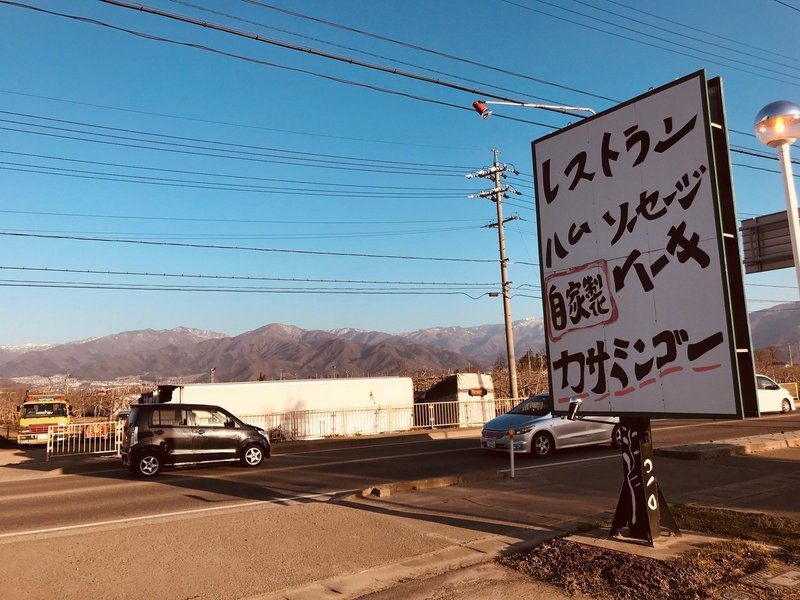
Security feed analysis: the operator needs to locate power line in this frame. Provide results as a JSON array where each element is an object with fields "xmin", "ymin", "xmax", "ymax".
[
  {"xmin": 0, "ymin": 231, "xmax": 499, "ymax": 263},
  {"xmin": 0, "ymin": 118, "xmax": 465, "ymax": 175},
  {"xmin": 1, "ymin": 1, "xmax": 560, "ymax": 130},
  {"xmin": 240, "ymin": 0, "xmax": 619, "ymax": 104},
  {"xmin": 0, "ymin": 123, "xmax": 466, "ymax": 177},
  {"xmin": 0, "ymin": 150, "xmax": 470, "ymax": 192},
  {"xmin": 770, "ymin": 0, "xmax": 800, "ymax": 14},
  {"xmin": 0, "ymin": 209, "xmax": 485, "ymax": 227},
  {"xmin": 571, "ymin": 0, "xmax": 800, "ymax": 75},
  {"xmin": 169, "ymin": 0, "xmax": 572, "ymax": 109},
  {"xmin": 0, "ymin": 279, "xmax": 496, "ymax": 298},
  {"xmin": 0, "ymin": 265, "xmax": 498, "ymax": 287},
  {"xmin": 602, "ymin": 0, "xmax": 800, "ymax": 67},
  {"xmin": 0, "ymin": 89, "xmax": 477, "ymax": 151},
  {"xmin": 501, "ymin": 0, "xmax": 800, "ymax": 87},
  {"xmin": 0, "ymin": 110, "xmax": 473, "ymax": 172},
  {"xmin": 54, "ymin": 0, "xmax": 562, "ymax": 110},
  {"xmin": 0, "ymin": 161, "xmax": 466, "ymax": 197},
  {"xmin": 1, "ymin": 225, "xmax": 482, "ymax": 241}
]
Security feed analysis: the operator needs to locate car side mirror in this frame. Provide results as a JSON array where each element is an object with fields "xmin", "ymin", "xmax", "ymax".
[
  {"xmin": 225, "ymin": 420, "xmax": 235, "ymax": 428},
  {"xmin": 770, "ymin": 384, "xmax": 781, "ymax": 390}
]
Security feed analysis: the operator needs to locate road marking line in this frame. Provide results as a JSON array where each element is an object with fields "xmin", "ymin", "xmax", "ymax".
[
  {"xmin": 504, "ymin": 454, "xmax": 618, "ymax": 473},
  {"xmin": 0, "ymin": 489, "xmax": 360, "ymax": 539}
]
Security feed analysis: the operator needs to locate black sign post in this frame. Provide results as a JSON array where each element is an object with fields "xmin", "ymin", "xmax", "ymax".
[{"xmin": 609, "ymin": 417, "xmax": 680, "ymax": 545}]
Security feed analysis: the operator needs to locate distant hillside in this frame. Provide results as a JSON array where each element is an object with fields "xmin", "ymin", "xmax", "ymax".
[
  {"xmin": 0, "ymin": 303, "xmax": 795, "ymax": 382},
  {"xmin": 749, "ymin": 302, "xmax": 800, "ymax": 346},
  {"xmin": 0, "ymin": 324, "xmax": 475, "ymax": 382}
]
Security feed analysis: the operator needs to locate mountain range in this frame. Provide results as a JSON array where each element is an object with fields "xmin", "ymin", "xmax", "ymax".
[{"xmin": 0, "ymin": 302, "xmax": 796, "ymax": 384}]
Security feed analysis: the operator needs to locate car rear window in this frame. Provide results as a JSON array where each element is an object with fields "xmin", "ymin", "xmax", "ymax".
[{"xmin": 151, "ymin": 408, "xmax": 188, "ymax": 427}]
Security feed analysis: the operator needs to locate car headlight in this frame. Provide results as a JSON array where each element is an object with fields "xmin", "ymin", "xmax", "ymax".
[
  {"xmin": 515, "ymin": 426, "xmax": 534, "ymax": 435},
  {"xmin": 256, "ymin": 428, "xmax": 271, "ymax": 443}
]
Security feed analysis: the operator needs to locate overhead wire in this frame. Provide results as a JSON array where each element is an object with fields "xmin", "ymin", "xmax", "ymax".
[
  {"xmin": 0, "ymin": 265, "xmax": 499, "ymax": 287},
  {"xmin": 0, "ymin": 231, "xmax": 499, "ymax": 263},
  {"xmin": 240, "ymin": 0, "xmax": 619, "ymax": 104},
  {"xmin": 0, "ymin": 279, "xmax": 497, "ymax": 299},
  {"xmin": 0, "ymin": 2, "xmax": 795, "ymax": 307},
  {"xmin": 0, "ymin": 118, "xmax": 467, "ymax": 175},
  {"xmin": 0, "ymin": 150, "xmax": 471, "ymax": 192},
  {"xmin": 7, "ymin": 0, "xmax": 564, "ymax": 123},
  {"xmin": 0, "ymin": 162, "xmax": 466, "ymax": 197},
  {"xmin": 570, "ymin": 0, "xmax": 800, "ymax": 74},
  {"xmin": 0, "ymin": 89, "xmax": 478, "ymax": 151},
  {"xmin": 169, "ymin": 0, "xmax": 571, "ymax": 108},
  {"xmin": 0, "ymin": 110, "xmax": 473, "ymax": 172},
  {"xmin": 0, "ymin": 209, "xmax": 485, "ymax": 227},
  {"xmin": 1, "ymin": 123, "xmax": 468, "ymax": 177},
  {"xmin": 500, "ymin": 0, "xmax": 800, "ymax": 86},
  {"xmin": 0, "ymin": 1, "xmax": 557, "ymax": 130},
  {"xmin": 601, "ymin": 0, "xmax": 800, "ymax": 67}
]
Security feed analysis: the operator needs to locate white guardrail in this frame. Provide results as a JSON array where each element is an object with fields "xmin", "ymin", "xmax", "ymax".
[
  {"xmin": 239, "ymin": 399, "xmax": 508, "ymax": 441},
  {"xmin": 46, "ymin": 420, "xmax": 124, "ymax": 460},
  {"xmin": 45, "ymin": 399, "xmax": 513, "ymax": 460}
]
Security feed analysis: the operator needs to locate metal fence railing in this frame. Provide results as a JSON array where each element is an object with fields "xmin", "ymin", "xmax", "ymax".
[
  {"xmin": 41, "ymin": 399, "xmax": 513, "ymax": 458},
  {"xmin": 46, "ymin": 420, "xmax": 124, "ymax": 460},
  {"xmin": 241, "ymin": 399, "xmax": 502, "ymax": 441}
]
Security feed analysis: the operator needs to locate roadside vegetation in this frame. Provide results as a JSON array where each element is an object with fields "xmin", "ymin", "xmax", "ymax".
[{"xmin": 500, "ymin": 504, "xmax": 800, "ymax": 599}]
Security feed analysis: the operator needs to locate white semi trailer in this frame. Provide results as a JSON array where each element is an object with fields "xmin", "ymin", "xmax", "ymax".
[{"xmin": 141, "ymin": 377, "xmax": 414, "ymax": 439}]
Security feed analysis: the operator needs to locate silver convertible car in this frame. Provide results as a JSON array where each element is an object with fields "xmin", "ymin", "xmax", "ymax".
[{"xmin": 481, "ymin": 393, "xmax": 621, "ymax": 458}]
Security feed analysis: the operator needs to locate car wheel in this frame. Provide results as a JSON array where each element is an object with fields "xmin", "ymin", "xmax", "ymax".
[
  {"xmin": 241, "ymin": 444, "xmax": 264, "ymax": 467},
  {"xmin": 782, "ymin": 399, "xmax": 792, "ymax": 413},
  {"xmin": 134, "ymin": 451, "xmax": 162, "ymax": 477},
  {"xmin": 531, "ymin": 431, "xmax": 554, "ymax": 458},
  {"xmin": 611, "ymin": 424, "xmax": 623, "ymax": 448}
]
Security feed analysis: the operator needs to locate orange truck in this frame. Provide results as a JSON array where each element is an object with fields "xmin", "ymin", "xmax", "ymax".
[{"xmin": 16, "ymin": 393, "xmax": 71, "ymax": 445}]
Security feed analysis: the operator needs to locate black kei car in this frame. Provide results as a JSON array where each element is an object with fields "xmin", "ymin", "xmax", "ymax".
[{"xmin": 121, "ymin": 403, "xmax": 271, "ymax": 476}]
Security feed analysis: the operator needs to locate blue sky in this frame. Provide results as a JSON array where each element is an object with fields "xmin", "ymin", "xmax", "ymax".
[{"xmin": 0, "ymin": 0, "xmax": 798, "ymax": 345}]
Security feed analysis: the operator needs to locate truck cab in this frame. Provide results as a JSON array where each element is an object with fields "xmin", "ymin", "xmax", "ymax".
[{"xmin": 16, "ymin": 394, "xmax": 71, "ymax": 445}]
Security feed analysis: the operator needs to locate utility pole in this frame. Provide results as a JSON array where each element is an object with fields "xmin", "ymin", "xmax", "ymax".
[{"xmin": 467, "ymin": 148, "xmax": 520, "ymax": 401}]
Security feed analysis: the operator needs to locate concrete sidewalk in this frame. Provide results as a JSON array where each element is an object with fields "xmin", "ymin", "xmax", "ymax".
[{"xmin": 267, "ymin": 432, "xmax": 800, "ymax": 599}]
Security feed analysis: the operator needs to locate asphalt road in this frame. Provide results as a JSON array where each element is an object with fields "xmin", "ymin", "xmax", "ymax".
[
  {"xmin": 2, "ymin": 414, "xmax": 799, "ymax": 536},
  {"xmin": 0, "ymin": 414, "xmax": 798, "ymax": 600}
]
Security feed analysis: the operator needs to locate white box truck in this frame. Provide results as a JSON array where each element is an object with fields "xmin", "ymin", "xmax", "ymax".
[{"xmin": 140, "ymin": 377, "xmax": 414, "ymax": 439}]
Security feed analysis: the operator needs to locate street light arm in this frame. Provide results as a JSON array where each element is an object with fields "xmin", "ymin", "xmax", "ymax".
[{"xmin": 473, "ymin": 100, "xmax": 596, "ymax": 119}]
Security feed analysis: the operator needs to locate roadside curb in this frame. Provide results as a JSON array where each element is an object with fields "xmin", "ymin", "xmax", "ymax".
[
  {"xmin": 362, "ymin": 468, "xmax": 508, "ymax": 498},
  {"xmin": 655, "ymin": 431, "xmax": 800, "ymax": 460}
]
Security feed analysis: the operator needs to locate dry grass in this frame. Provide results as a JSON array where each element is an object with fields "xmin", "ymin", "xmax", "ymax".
[{"xmin": 500, "ymin": 504, "xmax": 800, "ymax": 599}]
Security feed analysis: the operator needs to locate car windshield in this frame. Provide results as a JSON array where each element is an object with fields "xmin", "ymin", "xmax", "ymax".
[
  {"xmin": 509, "ymin": 395, "xmax": 551, "ymax": 417},
  {"xmin": 23, "ymin": 403, "xmax": 66, "ymax": 417}
]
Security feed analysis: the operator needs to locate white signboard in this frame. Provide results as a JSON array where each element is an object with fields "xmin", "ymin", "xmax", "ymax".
[{"xmin": 533, "ymin": 72, "xmax": 738, "ymax": 417}]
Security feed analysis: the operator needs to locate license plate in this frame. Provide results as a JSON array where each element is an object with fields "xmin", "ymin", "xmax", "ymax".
[{"xmin": 487, "ymin": 439, "xmax": 496, "ymax": 449}]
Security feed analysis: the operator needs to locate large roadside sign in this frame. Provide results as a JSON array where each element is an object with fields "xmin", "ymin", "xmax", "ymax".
[{"xmin": 532, "ymin": 71, "xmax": 753, "ymax": 419}]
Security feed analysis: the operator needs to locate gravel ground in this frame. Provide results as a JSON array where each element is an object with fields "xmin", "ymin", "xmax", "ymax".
[{"xmin": 500, "ymin": 504, "xmax": 800, "ymax": 600}]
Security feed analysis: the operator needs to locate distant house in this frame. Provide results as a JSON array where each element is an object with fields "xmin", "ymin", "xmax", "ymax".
[{"xmin": 414, "ymin": 373, "xmax": 495, "ymax": 428}]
